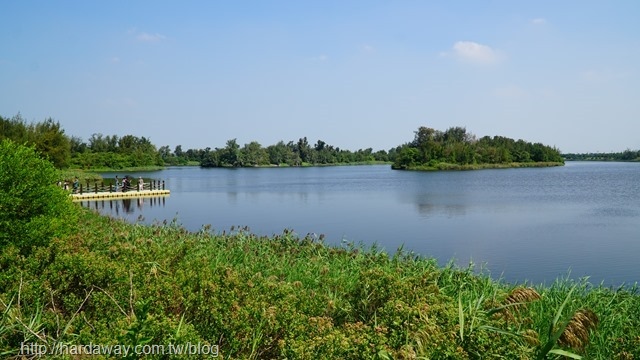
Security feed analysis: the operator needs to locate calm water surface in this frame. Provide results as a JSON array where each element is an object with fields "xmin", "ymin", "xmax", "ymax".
[{"xmin": 84, "ymin": 162, "xmax": 640, "ymax": 286}]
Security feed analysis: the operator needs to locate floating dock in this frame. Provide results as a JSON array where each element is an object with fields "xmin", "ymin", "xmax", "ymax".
[{"xmin": 71, "ymin": 189, "xmax": 170, "ymax": 202}]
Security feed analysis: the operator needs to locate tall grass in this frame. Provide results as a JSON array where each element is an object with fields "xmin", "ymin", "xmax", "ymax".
[{"xmin": 1, "ymin": 209, "xmax": 639, "ymax": 359}]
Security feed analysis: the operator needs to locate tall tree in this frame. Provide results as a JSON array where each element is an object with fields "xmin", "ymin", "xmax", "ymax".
[
  {"xmin": 30, "ymin": 118, "xmax": 71, "ymax": 168},
  {"xmin": 241, "ymin": 141, "xmax": 268, "ymax": 166},
  {"xmin": 222, "ymin": 139, "xmax": 241, "ymax": 166}
]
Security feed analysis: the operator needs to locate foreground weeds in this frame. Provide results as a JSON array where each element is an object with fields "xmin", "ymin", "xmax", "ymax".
[{"xmin": 1, "ymin": 210, "xmax": 639, "ymax": 359}]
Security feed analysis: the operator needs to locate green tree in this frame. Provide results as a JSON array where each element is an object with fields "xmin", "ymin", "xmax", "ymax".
[
  {"xmin": 117, "ymin": 134, "xmax": 137, "ymax": 153},
  {"xmin": 200, "ymin": 148, "xmax": 220, "ymax": 167},
  {"xmin": 373, "ymin": 150, "xmax": 389, "ymax": 162},
  {"xmin": 70, "ymin": 135, "xmax": 88, "ymax": 154},
  {"xmin": 412, "ymin": 126, "xmax": 443, "ymax": 163},
  {"xmin": 267, "ymin": 141, "xmax": 292, "ymax": 165},
  {"xmin": 174, "ymin": 145, "xmax": 184, "ymax": 158},
  {"xmin": 443, "ymin": 126, "xmax": 469, "ymax": 144},
  {"xmin": 392, "ymin": 146, "xmax": 421, "ymax": 169},
  {"xmin": 158, "ymin": 145, "xmax": 171, "ymax": 160},
  {"xmin": 0, "ymin": 139, "xmax": 78, "ymax": 253},
  {"xmin": 0, "ymin": 114, "xmax": 29, "ymax": 144},
  {"xmin": 30, "ymin": 118, "xmax": 71, "ymax": 168},
  {"xmin": 88, "ymin": 133, "xmax": 109, "ymax": 152},
  {"xmin": 296, "ymin": 137, "xmax": 313, "ymax": 164},
  {"xmin": 241, "ymin": 141, "xmax": 269, "ymax": 166},
  {"xmin": 221, "ymin": 139, "xmax": 241, "ymax": 166}
]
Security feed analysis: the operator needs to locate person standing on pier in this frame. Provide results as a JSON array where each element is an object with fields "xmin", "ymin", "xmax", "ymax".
[
  {"xmin": 115, "ymin": 175, "xmax": 120, "ymax": 192},
  {"xmin": 138, "ymin": 176, "xmax": 144, "ymax": 191}
]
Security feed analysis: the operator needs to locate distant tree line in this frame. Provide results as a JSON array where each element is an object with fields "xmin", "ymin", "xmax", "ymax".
[
  {"xmin": 1, "ymin": 114, "xmax": 162, "ymax": 169},
  {"xmin": 391, "ymin": 126, "xmax": 564, "ymax": 169},
  {"xmin": 563, "ymin": 150, "xmax": 640, "ymax": 162},
  {"xmin": 192, "ymin": 137, "xmax": 391, "ymax": 168},
  {"xmin": 1, "ymin": 114, "xmax": 392, "ymax": 169},
  {"xmin": 1, "ymin": 113, "xmax": 575, "ymax": 171}
]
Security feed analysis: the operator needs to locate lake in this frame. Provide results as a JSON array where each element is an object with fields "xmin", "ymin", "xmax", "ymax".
[{"xmin": 82, "ymin": 162, "xmax": 640, "ymax": 286}]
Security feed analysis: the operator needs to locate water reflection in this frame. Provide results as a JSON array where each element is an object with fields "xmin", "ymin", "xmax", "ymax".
[
  {"xmin": 80, "ymin": 196, "xmax": 167, "ymax": 215},
  {"xmin": 416, "ymin": 202, "xmax": 466, "ymax": 217}
]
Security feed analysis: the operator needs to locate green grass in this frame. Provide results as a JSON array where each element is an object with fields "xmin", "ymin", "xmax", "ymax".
[{"xmin": 1, "ymin": 209, "xmax": 639, "ymax": 359}]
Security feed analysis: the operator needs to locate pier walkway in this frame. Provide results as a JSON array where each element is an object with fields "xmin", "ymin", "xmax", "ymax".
[
  {"xmin": 71, "ymin": 189, "xmax": 170, "ymax": 201},
  {"xmin": 68, "ymin": 179, "xmax": 170, "ymax": 202}
]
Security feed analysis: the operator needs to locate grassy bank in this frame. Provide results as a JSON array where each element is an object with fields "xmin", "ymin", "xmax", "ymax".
[
  {"xmin": 1, "ymin": 209, "xmax": 639, "ymax": 359},
  {"xmin": 394, "ymin": 162, "xmax": 565, "ymax": 171}
]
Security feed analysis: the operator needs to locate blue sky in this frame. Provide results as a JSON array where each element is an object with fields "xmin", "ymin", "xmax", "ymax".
[{"xmin": 1, "ymin": 1, "xmax": 638, "ymax": 153}]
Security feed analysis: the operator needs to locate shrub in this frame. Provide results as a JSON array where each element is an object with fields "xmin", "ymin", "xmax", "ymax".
[{"xmin": 0, "ymin": 139, "xmax": 78, "ymax": 253}]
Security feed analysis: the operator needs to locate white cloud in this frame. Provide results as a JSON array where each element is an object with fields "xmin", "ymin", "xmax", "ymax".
[
  {"xmin": 136, "ymin": 32, "xmax": 166, "ymax": 42},
  {"xmin": 452, "ymin": 41, "xmax": 500, "ymax": 64},
  {"xmin": 531, "ymin": 18, "xmax": 546, "ymax": 25}
]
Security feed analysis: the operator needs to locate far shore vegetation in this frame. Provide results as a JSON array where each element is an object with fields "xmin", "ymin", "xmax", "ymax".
[
  {"xmin": 2, "ymin": 113, "xmax": 637, "ymax": 174},
  {"xmin": 1, "ymin": 113, "xmax": 392, "ymax": 170},
  {"xmin": 398, "ymin": 161, "xmax": 564, "ymax": 171},
  {"xmin": 391, "ymin": 126, "xmax": 564, "ymax": 171},
  {"xmin": 2, "ymin": 138, "xmax": 640, "ymax": 358},
  {"xmin": 563, "ymin": 150, "xmax": 640, "ymax": 162}
]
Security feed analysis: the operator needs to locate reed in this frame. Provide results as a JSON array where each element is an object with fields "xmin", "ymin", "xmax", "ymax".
[{"xmin": 1, "ymin": 209, "xmax": 639, "ymax": 359}]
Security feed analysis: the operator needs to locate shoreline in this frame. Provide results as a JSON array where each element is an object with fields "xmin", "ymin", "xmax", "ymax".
[{"xmin": 393, "ymin": 161, "xmax": 565, "ymax": 171}]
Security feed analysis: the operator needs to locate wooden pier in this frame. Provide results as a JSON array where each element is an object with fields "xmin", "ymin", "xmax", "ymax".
[
  {"xmin": 68, "ymin": 179, "xmax": 170, "ymax": 202},
  {"xmin": 71, "ymin": 189, "xmax": 170, "ymax": 202}
]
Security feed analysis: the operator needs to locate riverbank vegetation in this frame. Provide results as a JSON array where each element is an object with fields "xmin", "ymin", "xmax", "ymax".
[
  {"xmin": 199, "ymin": 138, "xmax": 390, "ymax": 168},
  {"xmin": 392, "ymin": 127, "xmax": 564, "ymax": 170},
  {"xmin": 2, "ymin": 139, "xmax": 640, "ymax": 359},
  {"xmin": 4, "ymin": 112, "xmax": 638, "ymax": 173},
  {"xmin": 563, "ymin": 150, "xmax": 640, "ymax": 162},
  {"xmin": 1, "ymin": 113, "xmax": 391, "ymax": 170},
  {"xmin": 1, "ymin": 114, "xmax": 164, "ymax": 171}
]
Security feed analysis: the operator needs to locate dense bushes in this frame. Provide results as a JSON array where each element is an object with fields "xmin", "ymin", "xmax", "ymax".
[
  {"xmin": 0, "ymin": 139, "xmax": 78, "ymax": 252},
  {"xmin": 1, "ymin": 208, "xmax": 639, "ymax": 358}
]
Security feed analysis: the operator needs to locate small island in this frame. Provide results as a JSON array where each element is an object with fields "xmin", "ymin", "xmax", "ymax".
[{"xmin": 391, "ymin": 126, "xmax": 564, "ymax": 170}]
